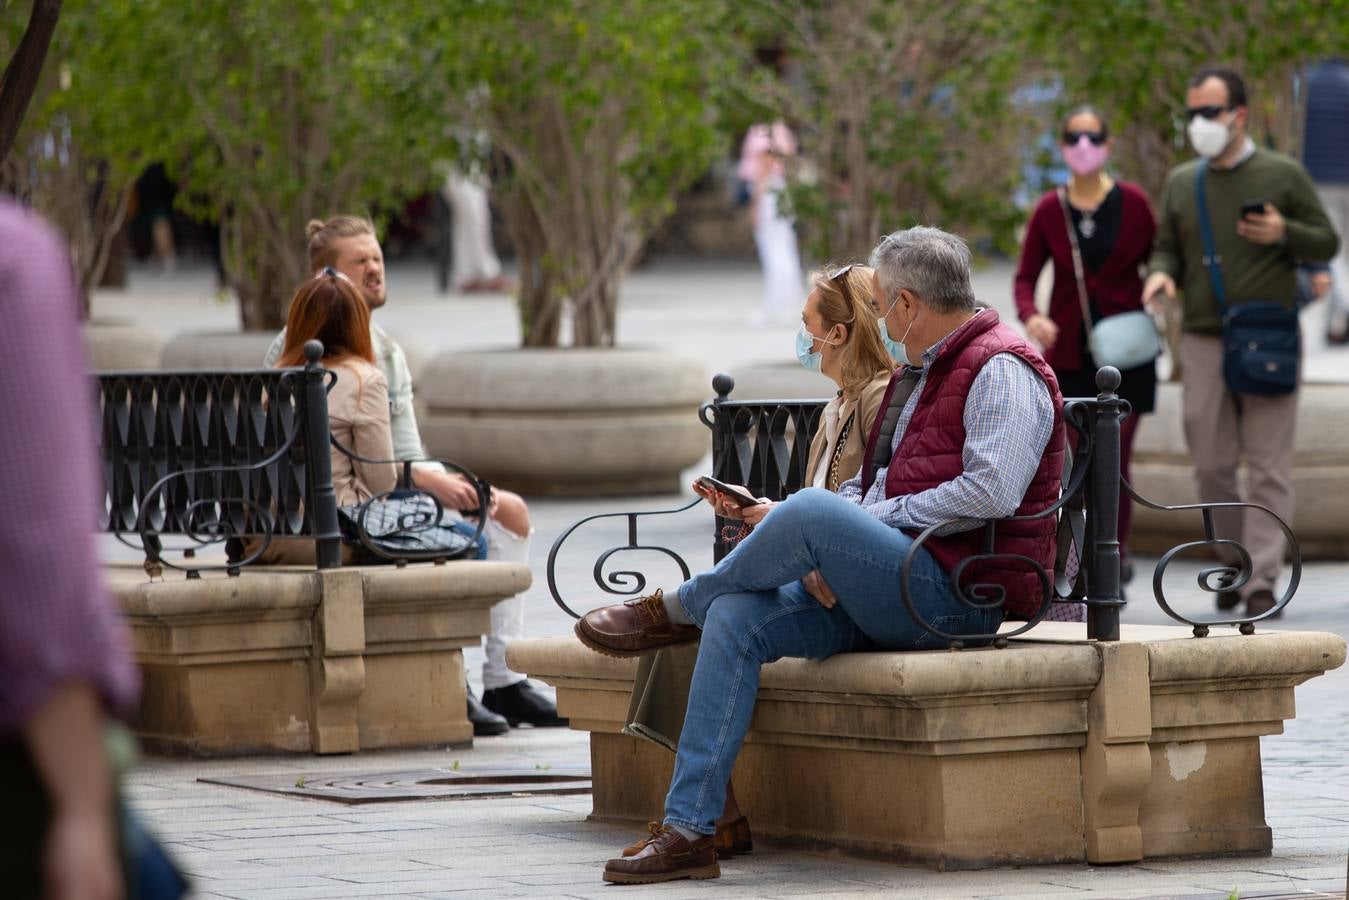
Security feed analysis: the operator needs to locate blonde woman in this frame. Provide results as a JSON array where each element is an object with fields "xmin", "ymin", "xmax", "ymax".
[{"xmin": 623, "ymin": 264, "xmax": 896, "ymax": 859}]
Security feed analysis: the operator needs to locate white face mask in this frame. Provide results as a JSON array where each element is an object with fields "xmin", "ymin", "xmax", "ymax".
[{"xmin": 1187, "ymin": 114, "xmax": 1231, "ymax": 160}]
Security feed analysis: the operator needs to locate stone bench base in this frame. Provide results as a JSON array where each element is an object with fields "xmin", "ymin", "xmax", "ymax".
[
  {"xmin": 111, "ymin": 561, "xmax": 530, "ymax": 755},
  {"xmin": 507, "ymin": 624, "xmax": 1344, "ymax": 869}
]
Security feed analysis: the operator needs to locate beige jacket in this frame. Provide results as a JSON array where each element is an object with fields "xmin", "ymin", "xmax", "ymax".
[
  {"xmin": 802, "ymin": 371, "xmax": 894, "ymax": 492},
  {"xmin": 326, "ymin": 359, "xmax": 399, "ymax": 508}
]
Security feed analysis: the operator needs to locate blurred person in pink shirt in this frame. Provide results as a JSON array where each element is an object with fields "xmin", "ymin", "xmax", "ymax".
[
  {"xmin": 738, "ymin": 121, "xmax": 804, "ymax": 325},
  {"xmin": 0, "ymin": 200, "xmax": 139, "ymax": 899}
]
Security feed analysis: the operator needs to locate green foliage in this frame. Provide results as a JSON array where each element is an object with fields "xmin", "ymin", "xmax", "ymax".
[
  {"xmin": 6, "ymin": 0, "xmax": 1346, "ymax": 330},
  {"xmin": 39, "ymin": 0, "xmax": 461, "ymax": 327},
  {"xmin": 738, "ymin": 0, "xmax": 1033, "ymax": 262},
  {"xmin": 418, "ymin": 0, "xmax": 733, "ymax": 346}
]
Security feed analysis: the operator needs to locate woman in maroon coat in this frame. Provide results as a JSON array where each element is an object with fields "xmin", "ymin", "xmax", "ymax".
[{"xmin": 1014, "ymin": 105, "xmax": 1157, "ymax": 577}]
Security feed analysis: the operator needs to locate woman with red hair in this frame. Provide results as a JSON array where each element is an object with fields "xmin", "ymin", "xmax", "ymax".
[{"xmin": 261, "ymin": 269, "xmax": 397, "ymax": 563}]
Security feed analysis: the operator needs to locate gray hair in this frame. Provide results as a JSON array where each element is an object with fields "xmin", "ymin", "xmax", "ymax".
[{"xmin": 868, "ymin": 226, "xmax": 977, "ymax": 315}]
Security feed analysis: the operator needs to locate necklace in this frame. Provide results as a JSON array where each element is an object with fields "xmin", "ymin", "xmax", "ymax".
[
  {"xmin": 1077, "ymin": 210, "xmax": 1097, "ymax": 239},
  {"xmin": 1070, "ymin": 176, "xmax": 1112, "ymax": 240}
]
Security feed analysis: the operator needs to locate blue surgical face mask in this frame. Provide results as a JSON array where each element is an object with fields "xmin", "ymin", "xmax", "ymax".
[
  {"xmin": 795, "ymin": 325, "xmax": 838, "ymax": 372},
  {"xmin": 877, "ymin": 294, "xmax": 917, "ymax": 366}
]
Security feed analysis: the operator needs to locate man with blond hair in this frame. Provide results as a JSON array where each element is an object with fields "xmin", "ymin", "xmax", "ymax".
[{"xmin": 265, "ymin": 215, "xmax": 563, "ymax": 736}]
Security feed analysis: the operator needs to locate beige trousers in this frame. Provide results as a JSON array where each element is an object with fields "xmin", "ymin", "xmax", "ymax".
[{"xmin": 1179, "ymin": 333, "xmax": 1297, "ymax": 596}]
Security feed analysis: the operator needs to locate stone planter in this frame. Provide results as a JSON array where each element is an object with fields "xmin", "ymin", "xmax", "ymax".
[
  {"xmin": 1130, "ymin": 382, "xmax": 1349, "ymax": 559},
  {"xmin": 158, "ymin": 329, "xmax": 428, "ymax": 380},
  {"xmin": 159, "ymin": 331, "xmax": 279, "ymax": 370},
  {"xmin": 419, "ymin": 348, "xmax": 709, "ymax": 496},
  {"xmin": 83, "ymin": 319, "xmax": 166, "ymax": 371}
]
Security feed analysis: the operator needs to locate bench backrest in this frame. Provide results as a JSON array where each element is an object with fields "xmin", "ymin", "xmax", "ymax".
[{"xmin": 96, "ymin": 346, "xmax": 344, "ymax": 572}]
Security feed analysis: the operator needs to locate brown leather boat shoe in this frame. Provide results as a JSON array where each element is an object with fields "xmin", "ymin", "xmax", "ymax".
[
  {"xmin": 574, "ymin": 589, "xmax": 700, "ymax": 658},
  {"xmin": 603, "ymin": 823, "xmax": 719, "ymax": 884},
  {"xmin": 623, "ymin": 816, "xmax": 753, "ymax": 860}
]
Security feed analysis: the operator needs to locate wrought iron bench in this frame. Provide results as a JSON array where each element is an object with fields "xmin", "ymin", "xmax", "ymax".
[
  {"xmin": 548, "ymin": 367, "xmax": 1301, "ymax": 640},
  {"xmin": 95, "ymin": 339, "xmax": 527, "ymax": 755},
  {"xmin": 515, "ymin": 367, "xmax": 1339, "ymax": 868},
  {"xmin": 98, "ymin": 340, "xmax": 490, "ymax": 576}
]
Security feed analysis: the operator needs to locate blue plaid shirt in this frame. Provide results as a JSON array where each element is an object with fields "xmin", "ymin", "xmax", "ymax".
[{"xmin": 837, "ymin": 310, "xmax": 1055, "ymax": 534}]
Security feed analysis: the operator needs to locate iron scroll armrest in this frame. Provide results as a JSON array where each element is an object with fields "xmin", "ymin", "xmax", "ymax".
[
  {"xmin": 899, "ymin": 483, "xmax": 1084, "ymax": 650},
  {"xmin": 1122, "ymin": 479, "xmax": 1301, "ymax": 637},
  {"xmin": 547, "ymin": 499, "xmax": 702, "ymax": 619}
]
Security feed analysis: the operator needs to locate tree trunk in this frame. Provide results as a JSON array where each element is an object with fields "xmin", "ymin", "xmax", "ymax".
[
  {"xmin": 222, "ymin": 213, "xmax": 293, "ymax": 331},
  {"xmin": 233, "ymin": 254, "xmax": 290, "ymax": 332},
  {"xmin": 497, "ymin": 172, "xmax": 562, "ymax": 347},
  {"xmin": 0, "ymin": 0, "xmax": 61, "ymax": 163}
]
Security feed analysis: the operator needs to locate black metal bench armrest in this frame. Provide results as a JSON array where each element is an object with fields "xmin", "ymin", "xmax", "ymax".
[
  {"xmin": 546, "ymin": 499, "xmax": 702, "ymax": 619},
  {"xmin": 1123, "ymin": 481, "xmax": 1301, "ymax": 636}
]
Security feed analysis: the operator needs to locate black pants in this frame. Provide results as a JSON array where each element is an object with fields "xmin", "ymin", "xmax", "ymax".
[{"xmin": 0, "ymin": 739, "xmax": 52, "ymax": 899}]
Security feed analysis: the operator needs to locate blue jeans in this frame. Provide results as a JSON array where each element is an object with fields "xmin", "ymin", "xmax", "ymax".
[{"xmin": 663, "ymin": 488, "xmax": 1002, "ymax": 835}]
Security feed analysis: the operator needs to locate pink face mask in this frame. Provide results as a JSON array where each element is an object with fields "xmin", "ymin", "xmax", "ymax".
[{"xmin": 1062, "ymin": 137, "xmax": 1109, "ymax": 177}]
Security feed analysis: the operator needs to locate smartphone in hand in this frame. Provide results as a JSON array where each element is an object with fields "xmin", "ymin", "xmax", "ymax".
[
  {"xmin": 1240, "ymin": 199, "xmax": 1267, "ymax": 220},
  {"xmin": 695, "ymin": 475, "xmax": 760, "ymax": 508}
]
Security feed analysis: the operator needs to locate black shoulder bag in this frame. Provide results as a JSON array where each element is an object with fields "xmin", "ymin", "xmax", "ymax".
[{"xmin": 1195, "ymin": 165, "xmax": 1300, "ymax": 396}]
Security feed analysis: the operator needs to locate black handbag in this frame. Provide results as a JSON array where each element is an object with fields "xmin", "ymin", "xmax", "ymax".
[
  {"xmin": 338, "ymin": 490, "xmax": 488, "ymax": 563},
  {"xmin": 1196, "ymin": 166, "xmax": 1300, "ymax": 396}
]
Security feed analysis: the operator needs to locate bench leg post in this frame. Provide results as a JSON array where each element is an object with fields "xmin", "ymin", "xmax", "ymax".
[
  {"xmin": 1081, "ymin": 642, "xmax": 1151, "ymax": 863},
  {"xmin": 1087, "ymin": 368, "xmax": 1125, "ymax": 641},
  {"xmin": 309, "ymin": 569, "xmax": 366, "ymax": 753}
]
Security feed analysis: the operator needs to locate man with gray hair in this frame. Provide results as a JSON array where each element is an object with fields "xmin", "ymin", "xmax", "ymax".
[{"xmin": 574, "ymin": 225, "xmax": 1065, "ymax": 884}]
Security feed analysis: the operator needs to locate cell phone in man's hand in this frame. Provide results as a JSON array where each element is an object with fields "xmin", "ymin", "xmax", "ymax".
[
  {"xmin": 695, "ymin": 475, "xmax": 760, "ymax": 508},
  {"xmin": 1240, "ymin": 199, "xmax": 1268, "ymax": 220}
]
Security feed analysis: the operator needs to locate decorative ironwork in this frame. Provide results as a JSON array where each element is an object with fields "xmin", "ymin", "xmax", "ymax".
[
  {"xmin": 546, "ymin": 368, "xmax": 1303, "ymax": 643},
  {"xmin": 1127, "ymin": 484, "xmax": 1301, "ymax": 636},
  {"xmin": 99, "ymin": 338, "xmax": 496, "ymax": 577},
  {"xmin": 98, "ymin": 362, "xmax": 327, "ymax": 576},
  {"xmin": 700, "ymin": 373, "xmax": 822, "ymax": 562},
  {"xmin": 546, "ymin": 500, "xmax": 700, "ymax": 619}
]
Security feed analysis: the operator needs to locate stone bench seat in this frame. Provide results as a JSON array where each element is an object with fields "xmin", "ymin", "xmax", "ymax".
[
  {"xmin": 507, "ymin": 624, "xmax": 1345, "ymax": 869},
  {"xmin": 113, "ymin": 559, "xmax": 530, "ymax": 756}
]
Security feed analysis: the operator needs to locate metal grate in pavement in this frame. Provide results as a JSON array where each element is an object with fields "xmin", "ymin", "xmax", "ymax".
[{"xmin": 198, "ymin": 767, "xmax": 591, "ymax": 804}]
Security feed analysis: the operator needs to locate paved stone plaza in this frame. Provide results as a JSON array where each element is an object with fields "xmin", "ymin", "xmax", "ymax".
[{"xmin": 99, "ymin": 259, "xmax": 1349, "ymax": 898}]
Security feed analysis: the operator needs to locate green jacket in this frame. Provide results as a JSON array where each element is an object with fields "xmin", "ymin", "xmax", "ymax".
[{"xmin": 1148, "ymin": 147, "xmax": 1340, "ymax": 334}]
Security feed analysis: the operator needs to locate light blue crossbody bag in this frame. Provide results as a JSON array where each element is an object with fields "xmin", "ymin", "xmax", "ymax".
[{"xmin": 1057, "ymin": 187, "xmax": 1161, "ymax": 371}]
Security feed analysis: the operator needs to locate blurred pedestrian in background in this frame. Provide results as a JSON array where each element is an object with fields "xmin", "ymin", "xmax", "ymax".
[
  {"xmin": 0, "ymin": 200, "xmax": 139, "ymax": 899},
  {"xmin": 1014, "ymin": 105, "xmax": 1158, "ymax": 581},
  {"xmin": 442, "ymin": 160, "xmax": 512, "ymax": 294},
  {"xmin": 1302, "ymin": 57, "xmax": 1349, "ymax": 344},
  {"xmin": 738, "ymin": 121, "xmax": 804, "ymax": 325},
  {"xmin": 1144, "ymin": 68, "xmax": 1340, "ymax": 618}
]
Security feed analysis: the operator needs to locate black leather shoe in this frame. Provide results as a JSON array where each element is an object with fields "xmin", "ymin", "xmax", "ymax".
[
  {"xmin": 1246, "ymin": 589, "xmax": 1282, "ymax": 619},
  {"xmin": 482, "ymin": 680, "xmax": 568, "ymax": 728},
  {"xmin": 468, "ymin": 688, "xmax": 509, "ymax": 736},
  {"xmin": 1215, "ymin": 590, "xmax": 1242, "ymax": 611}
]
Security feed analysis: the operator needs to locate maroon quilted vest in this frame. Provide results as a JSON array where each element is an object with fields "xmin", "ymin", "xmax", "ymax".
[{"xmin": 862, "ymin": 310, "xmax": 1065, "ymax": 619}]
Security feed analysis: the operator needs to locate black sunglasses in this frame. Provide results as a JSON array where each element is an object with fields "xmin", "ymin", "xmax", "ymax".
[
  {"xmin": 1185, "ymin": 104, "xmax": 1232, "ymax": 121},
  {"xmin": 1062, "ymin": 130, "xmax": 1106, "ymax": 146},
  {"xmin": 832, "ymin": 263, "xmax": 866, "ymax": 308}
]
